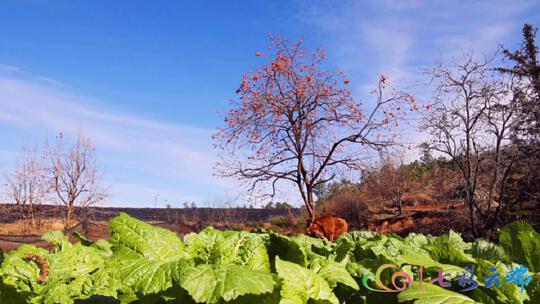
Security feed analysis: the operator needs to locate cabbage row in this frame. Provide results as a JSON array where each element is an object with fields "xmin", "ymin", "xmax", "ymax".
[{"xmin": 0, "ymin": 213, "xmax": 539, "ymax": 303}]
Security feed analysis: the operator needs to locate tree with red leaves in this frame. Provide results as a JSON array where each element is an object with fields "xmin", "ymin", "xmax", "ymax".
[{"xmin": 214, "ymin": 35, "xmax": 414, "ymax": 225}]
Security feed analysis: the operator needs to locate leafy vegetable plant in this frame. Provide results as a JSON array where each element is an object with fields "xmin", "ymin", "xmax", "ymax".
[{"xmin": 0, "ymin": 213, "xmax": 538, "ymax": 303}]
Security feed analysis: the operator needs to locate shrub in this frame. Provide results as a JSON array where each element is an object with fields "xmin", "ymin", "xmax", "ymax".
[{"xmin": 321, "ymin": 187, "xmax": 370, "ymax": 229}]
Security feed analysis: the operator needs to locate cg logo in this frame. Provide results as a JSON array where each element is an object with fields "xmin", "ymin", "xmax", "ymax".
[{"xmin": 361, "ymin": 264, "xmax": 413, "ymax": 292}]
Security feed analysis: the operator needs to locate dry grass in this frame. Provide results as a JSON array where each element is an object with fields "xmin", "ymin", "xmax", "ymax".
[
  {"xmin": 401, "ymin": 192, "xmax": 433, "ymax": 206},
  {"xmin": 0, "ymin": 218, "xmax": 70, "ymax": 236}
]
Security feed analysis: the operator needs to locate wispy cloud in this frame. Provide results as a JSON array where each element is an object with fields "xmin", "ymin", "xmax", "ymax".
[
  {"xmin": 291, "ymin": 0, "xmax": 538, "ymax": 164},
  {"xmin": 0, "ymin": 66, "xmax": 236, "ymax": 207},
  {"xmin": 295, "ymin": 0, "xmax": 535, "ymax": 88}
]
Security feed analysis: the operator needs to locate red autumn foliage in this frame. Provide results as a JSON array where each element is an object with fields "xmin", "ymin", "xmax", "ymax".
[{"xmin": 214, "ymin": 35, "xmax": 414, "ymax": 223}]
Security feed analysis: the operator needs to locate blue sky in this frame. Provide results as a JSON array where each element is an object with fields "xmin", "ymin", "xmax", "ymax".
[{"xmin": 0, "ymin": 0, "xmax": 538, "ymax": 207}]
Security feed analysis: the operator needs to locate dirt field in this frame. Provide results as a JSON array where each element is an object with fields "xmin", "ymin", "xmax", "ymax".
[
  {"xmin": 0, "ymin": 204, "xmax": 304, "ymax": 251},
  {"xmin": 0, "ymin": 217, "xmax": 279, "ymax": 252},
  {"xmin": 0, "ymin": 218, "xmax": 100, "ymax": 251},
  {"xmin": 0, "ymin": 202, "xmax": 469, "ymax": 252}
]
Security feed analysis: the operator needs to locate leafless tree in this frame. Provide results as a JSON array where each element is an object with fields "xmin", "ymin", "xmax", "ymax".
[
  {"xmin": 480, "ymin": 77, "xmax": 520, "ymax": 236},
  {"xmin": 361, "ymin": 153, "xmax": 410, "ymax": 215},
  {"xmin": 48, "ymin": 133, "xmax": 108, "ymax": 230},
  {"xmin": 380, "ymin": 155, "xmax": 409, "ymax": 215},
  {"xmin": 422, "ymin": 53, "xmax": 519, "ymax": 236},
  {"xmin": 3, "ymin": 145, "xmax": 49, "ymax": 225}
]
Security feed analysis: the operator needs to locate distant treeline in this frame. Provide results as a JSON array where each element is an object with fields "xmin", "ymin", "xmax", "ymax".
[{"xmin": 0, "ymin": 203, "xmax": 300, "ymax": 224}]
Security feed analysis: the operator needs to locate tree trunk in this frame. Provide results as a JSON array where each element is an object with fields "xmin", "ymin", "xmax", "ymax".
[
  {"xmin": 466, "ymin": 193, "xmax": 477, "ymax": 237},
  {"xmin": 305, "ymin": 187, "xmax": 316, "ymax": 227},
  {"xmin": 30, "ymin": 204, "xmax": 36, "ymax": 228},
  {"xmin": 65, "ymin": 205, "xmax": 72, "ymax": 231},
  {"xmin": 82, "ymin": 217, "xmax": 89, "ymax": 236}
]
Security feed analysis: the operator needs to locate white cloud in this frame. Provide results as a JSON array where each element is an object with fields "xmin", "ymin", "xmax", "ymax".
[
  {"xmin": 0, "ymin": 112, "xmax": 21, "ymax": 124},
  {"xmin": 295, "ymin": 0, "xmax": 534, "ymax": 84},
  {"xmin": 293, "ymin": 0, "xmax": 536, "ymax": 162},
  {"xmin": 0, "ymin": 67, "xmax": 238, "ymax": 206}
]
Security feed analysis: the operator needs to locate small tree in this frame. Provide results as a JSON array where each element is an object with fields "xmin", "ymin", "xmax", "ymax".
[
  {"xmin": 215, "ymin": 36, "xmax": 413, "ymax": 225},
  {"xmin": 318, "ymin": 181, "xmax": 370, "ymax": 229},
  {"xmin": 48, "ymin": 133, "xmax": 108, "ymax": 230},
  {"xmin": 3, "ymin": 145, "xmax": 49, "ymax": 225},
  {"xmin": 379, "ymin": 157, "xmax": 409, "ymax": 215},
  {"xmin": 360, "ymin": 155, "xmax": 412, "ymax": 215}
]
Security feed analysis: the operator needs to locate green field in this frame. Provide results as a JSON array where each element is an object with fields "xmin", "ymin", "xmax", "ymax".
[{"xmin": 1, "ymin": 213, "xmax": 538, "ymax": 304}]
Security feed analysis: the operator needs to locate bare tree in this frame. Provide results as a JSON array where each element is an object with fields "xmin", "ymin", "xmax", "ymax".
[
  {"xmin": 380, "ymin": 155, "xmax": 409, "ymax": 215},
  {"xmin": 360, "ymin": 154, "xmax": 410, "ymax": 215},
  {"xmin": 3, "ymin": 145, "xmax": 49, "ymax": 225},
  {"xmin": 48, "ymin": 133, "xmax": 108, "ymax": 230},
  {"xmin": 215, "ymin": 36, "xmax": 414, "ymax": 225},
  {"xmin": 422, "ymin": 53, "xmax": 518, "ymax": 236},
  {"xmin": 481, "ymin": 78, "xmax": 520, "ymax": 236}
]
